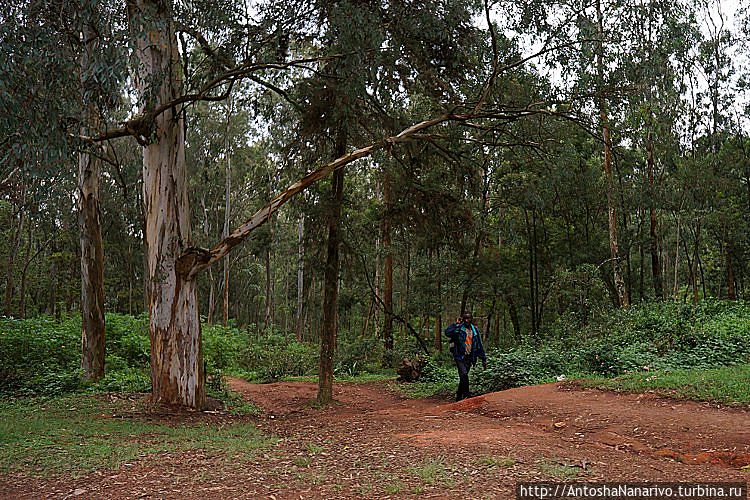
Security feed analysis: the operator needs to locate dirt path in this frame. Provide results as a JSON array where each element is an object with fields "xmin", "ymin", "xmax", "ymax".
[{"xmin": 3, "ymin": 380, "xmax": 750, "ymax": 498}]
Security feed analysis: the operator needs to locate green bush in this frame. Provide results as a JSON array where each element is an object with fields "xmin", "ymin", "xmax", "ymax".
[
  {"xmin": 239, "ymin": 328, "xmax": 317, "ymax": 381},
  {"xmin": 474, "ymin": 348, "xmax": 565, "ymax": 393},
  {"xmin": 94, "ymin": 367, "xmax": 150, "ymax": 393},
  {"xmin": 203, "ymin": 323, "xmax": 250, "ymax": 372},
  {"xmin": 0, "ymin": 316, "xmax": 81, "ymax": 396},
  {"xmin": 335, "ymin": 333, "xmax": 383, "ymax": 376},
  {"xmin": 105, "ymin": 314, "xmax": 150, "ymax": 366}
]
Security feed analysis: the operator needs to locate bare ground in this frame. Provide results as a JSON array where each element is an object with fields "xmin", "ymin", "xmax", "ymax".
[{"xmin": 2, "ymin": 378, "xmax": 749, "ymax": 499}]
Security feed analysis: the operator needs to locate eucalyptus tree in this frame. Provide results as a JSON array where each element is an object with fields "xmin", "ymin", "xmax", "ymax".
[{"xmin": 6, "ymin": 0, "xmax": 590, "ymax": 408}]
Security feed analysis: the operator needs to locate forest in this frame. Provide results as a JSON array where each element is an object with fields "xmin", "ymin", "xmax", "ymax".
[{"xmin": 2, "ymin": 0, "xmax": 750, "ymax": 497}]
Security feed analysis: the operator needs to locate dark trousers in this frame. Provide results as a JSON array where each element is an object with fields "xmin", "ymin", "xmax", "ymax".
[{"xmin": 455, "ymin": 359, "xmax": 472, "ymax": 401}]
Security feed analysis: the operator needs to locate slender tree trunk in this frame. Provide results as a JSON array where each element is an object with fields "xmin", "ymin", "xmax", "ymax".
[
  {"xmin": 264, "ymin": 246, "xmax": 272, "ymax": 328},
  {"xmin": 222, "ymin": 99, "xmax": 232, "ymax": 327},
  {"xmin": 295, "ymin": 216, "xmax": 305, "ymax": 341},
  {"xmin": 18, "ymin": 224, "xmax": 33, "ymax": 318},
  {"xmin": 727, "ymin": 241, "xmax": 736, "ymax": 300},
  {"xmin": 48, "ymin": 240, "xmax": 57, "ymax": 317},
  {"xmin": 638, "ymin": 207, "xmax": 645, "ymax": 301},
  {"xmin": 128, "ymin": 0, "xmax": 204, "ymax": 408},
  {"xmin": 506, "ymin": 295, "xmax": 521, "ymax": 343},
  {"xmin": 647, "ymin": 131, "xmax": 663, "ymax": 299},
  {"xmin": 673, "ymin": 215, "xmax": 681, "ymax": 296},
  {"xmin": 434, "ymin": 248, "xmax": 442, "ymax": 352},
  {"xmin": 4, "ymin": 190, "xmax": 25, "ymax": 317},
  {"xmin": 199, "ymin": 194, "xmax": 214, "ymax": 324},
  {"xmin": 434, "ymin": 313, "xmax": 442, "ymax": 352},
  {"xmin": 692, "ymin": 220, "xmax": 701, "ymax": 303},
  {"xmin": 361, "ymin": 299, "xmax": 374, "ymax": 338},
  {"xmin": 596, "ymin": 0, "xmax": 628, "ymax": 308},
  {"xmin": 79, "ymin": 18, "xmax": 106, "ymax": 381},
  {"xmin": 525, "ymin": 210, "xmax": 537, "ymax": 335},
  {"xmin": 318, "ymin": 136, "xmax": 346, "ymax": 404},
  {"xmin": 382, "ymin": 169, "xmax": 394, "ymax": 351},
  {"xmin": 207, "ymin": 268, "xmax": 216, "ymax": 324}
]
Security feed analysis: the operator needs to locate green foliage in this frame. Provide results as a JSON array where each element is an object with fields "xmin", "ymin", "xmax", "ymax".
[
  {"xmin": 94, "ymin": 367, "xmax": 151, "ymax": 393},
  {"xmin": 475, "ymin": 348, "xmax": 564, "ymax": 393},
  {"xmin": 0, "ymin": 314, "xmax": 398, "ymax": 397},
  {"xmin": 105, "ymin": 314, "xmax": 150, "ymax": 366},
  {"xmin": 581, "ymin": 364, "xmax": 750, "ymax": 404},
  {"xmin": 394, "ymin": 358, "xmax": 455, "ymax": 398},
  {"xmin": 239, "ymin": 328, "xmax": 317, "ymax": 382},
  {"xmin": 335, "ymin": 332, "xmax": 384, "ymax": 376},
  {"xmin": 399, "ymin": 300, "xmax": 750, "ymax": 399},
  {"xmin": 0, "ymin": 316, "xmax": 81, "ymax": 396}
]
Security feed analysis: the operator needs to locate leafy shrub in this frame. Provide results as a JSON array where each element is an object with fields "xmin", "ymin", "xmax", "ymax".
[
  {"xmin": 0, "ymin": 316, "xmax": 81, "ymax": 396},
  {"xmin": 105, "ymin": 314, "xmax": 150, "ymax": 366},
  {"xmin": 203, "ymin": 323, "xmax": 249, "ymax": 372},
  {"xmin": 239, "ymin": 328, "xmax": 317, "ymax": 381},
  {"xmin": 419, "ymin": 358, "xmax": 455, "ymax": 383},
  {"xmin": 94, "ymin": 367, "xmax": 150, "ymax": 392},
  {"xmin": 335, "ymin": 333, "xmax": 383, "ymax": 376},
  {"xmin": 475, "ymin": 348, "xmax": 565, "ymax": 393}
]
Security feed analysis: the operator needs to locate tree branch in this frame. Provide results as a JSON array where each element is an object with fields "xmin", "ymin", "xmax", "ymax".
[{"xmin": 179, "ymin": 112, "xmax": 472, "ymax": 279}]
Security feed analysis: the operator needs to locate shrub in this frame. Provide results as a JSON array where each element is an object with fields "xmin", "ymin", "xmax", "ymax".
[
  {"xmin": 475, "ymin": 348, "xmax": 565, "ymax": 393},
  {"xmin": 239, "ymin": 328, "xmax": 317, "ymax": 381},
  {"xmin": 203, "ymin": 323, "xmax": 249, "ymax": 372},
  {"xmin": 94, "ymin": 367, "xmax": 151, "ymax": 393},
  {"xmin": 335, "ymin": 333, "xmax": 383, "ymax": 376},
  {"xmin": 0, "ymin": 316, "xmax": 81, "ymax": 396}
]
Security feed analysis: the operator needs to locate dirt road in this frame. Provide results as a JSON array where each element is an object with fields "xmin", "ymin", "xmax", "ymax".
[{"xmin": 4, "ymin": 379, "xmax": 749, "ymax": 498}]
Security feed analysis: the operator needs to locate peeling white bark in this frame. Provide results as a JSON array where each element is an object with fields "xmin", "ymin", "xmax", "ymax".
[{"xmin": 129, "ymin": 0, "xmax": 204, "ymax": 408}]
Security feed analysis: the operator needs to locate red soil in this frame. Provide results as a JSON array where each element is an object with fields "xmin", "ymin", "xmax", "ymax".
[{"xmin": 3, "ymin": 379, "xmax": 749, "ymax": 498}]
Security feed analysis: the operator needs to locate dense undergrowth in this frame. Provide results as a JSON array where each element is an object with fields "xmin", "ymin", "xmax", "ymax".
[
  {"xmin": 409, "ymin": 299, "xmax": 750, "ymax": 400},
  {"xmin": 1, "ymin": 299, "xmax": 749, "ymax": 403},
  {"xmin": 0, "ymin": 312, "xmax": 392, "ymax": 397}
]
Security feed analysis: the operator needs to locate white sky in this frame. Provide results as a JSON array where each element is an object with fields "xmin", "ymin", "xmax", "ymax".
[{"xmin": 481, "ymin": 0, "xmax": 749, "ymax": 135}]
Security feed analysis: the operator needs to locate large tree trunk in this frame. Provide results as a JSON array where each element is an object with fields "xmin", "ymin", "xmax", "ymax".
[
  {"xmin": 79, "ymin": 19, "xmax": 106, "ymax": 382},
  {"xmin": 596, "ymin": 0, "xmax": 628, "ymax": 308},
  {"xmin": 382, "ymin": 169, "xmax": 394, "ymax": 351},
  {"xmin": 318, "ymin": 139, "xmax": 346, "ymax": 405},
  {"xmin": 128, "ymin": 0, "xmax": 204, "ymax": 408}
]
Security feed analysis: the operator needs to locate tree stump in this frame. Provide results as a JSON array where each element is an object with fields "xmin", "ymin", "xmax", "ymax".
[{"xmin": 396, "ymin": 357, "xmax": 427, "ymax": 382}]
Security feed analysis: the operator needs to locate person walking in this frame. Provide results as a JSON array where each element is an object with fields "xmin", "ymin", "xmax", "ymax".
[{"xmin": 444, "ymin": 312, "xmax": 487, "ymax": 401}]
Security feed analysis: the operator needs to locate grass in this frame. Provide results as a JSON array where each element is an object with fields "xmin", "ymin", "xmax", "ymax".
[
  {"xmin": 580, "ymin": 364, "xmax": 750, "ymax": 405},
  {"xmin": 305, "ymin": 442, "xmax": 325, "ymax": 454},
  {"xmin": 0, "ymin": 393, "xmax": 273, "ymax": 477},
  {"xmin": 538, "ymin": 460, "xmax": 582, "ymax": 480},
  {"xmin": 389, "ymin": 379, "xmax": 455, "ymax": 399},
  {"xmin": 384, "ymin": 480, "xmax": 404, "ymax": 494},
  {"xmin": 408, "ymin": 457, "xmax": 446, "ymax": 485},
  {"xmin": 477, "ymin": 455, "xmax": 517, "ymax": 468},
  {"xmin": 274, "ymin": 372, "xmax": 396, "ymax": 383}
]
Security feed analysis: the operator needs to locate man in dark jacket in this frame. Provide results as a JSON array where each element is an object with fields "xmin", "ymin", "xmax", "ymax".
[{"xmin": 444, "ymin": 312, "xmax": 487, "ymax": 401}]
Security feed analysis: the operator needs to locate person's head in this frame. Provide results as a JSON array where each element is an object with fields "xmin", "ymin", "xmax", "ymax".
[{"xmin": 462, "ymin": 312, "xmax": 473, "ymax": 325}]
